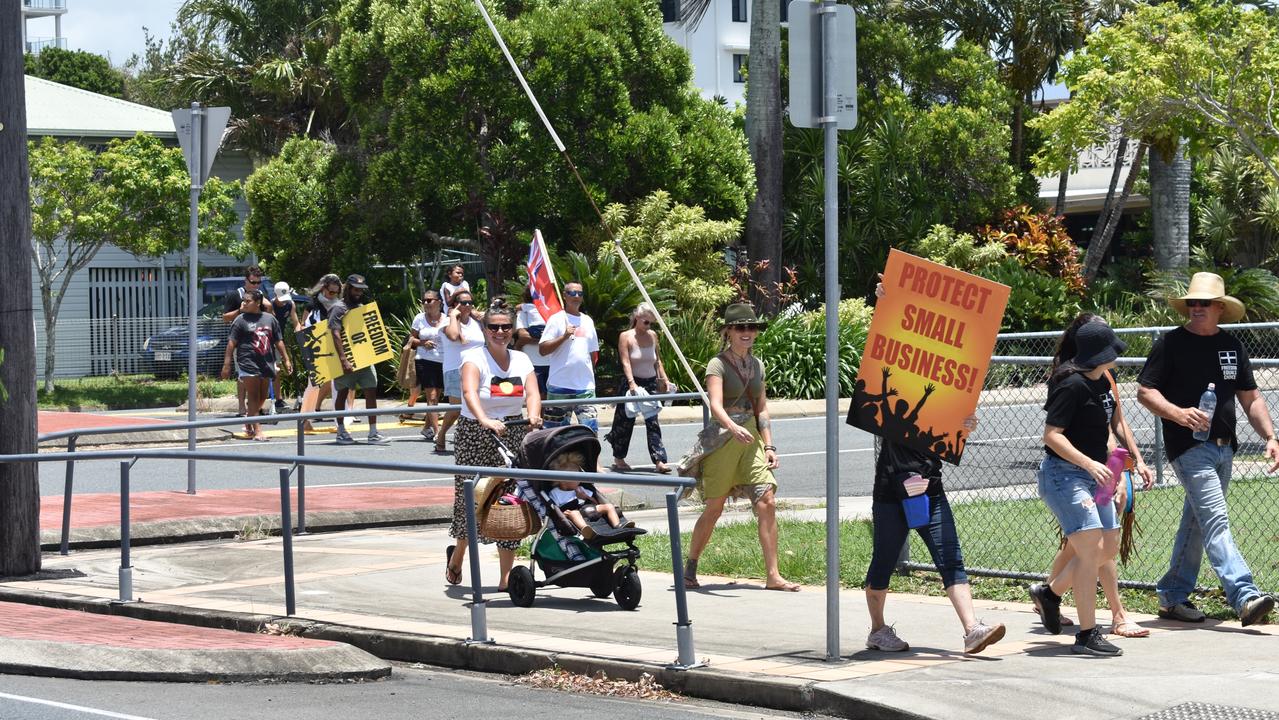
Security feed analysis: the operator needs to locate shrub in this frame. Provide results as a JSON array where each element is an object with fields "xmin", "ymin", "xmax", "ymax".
[
  {"xmin": 979, "ymin": 205, "xmax": 1085, "ymax": 296},
  {"xmin": 982, "ymin": 258, "xmax": 1081, "ymax": 333},
  {"xmin": 912, "ymin": 224, "xmax": 1007, "ymax": 273},
  {"xmin": 754, "ymin": 299, "xmax": 874, "ymax": 399}
]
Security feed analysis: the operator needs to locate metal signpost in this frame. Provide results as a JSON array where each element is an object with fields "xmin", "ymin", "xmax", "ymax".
[
  {"xmin": 789, "ymin": 0, "xmax": 856, "ymax": 662},
  {"xmin": 171, "ymin": 103, "xmax": 231, "ymax": 494}
]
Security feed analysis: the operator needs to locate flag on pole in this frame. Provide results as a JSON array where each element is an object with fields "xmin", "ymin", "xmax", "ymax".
[{"xmin": 527, "ymin": 229, "xmax": 562, "ymax": 321}]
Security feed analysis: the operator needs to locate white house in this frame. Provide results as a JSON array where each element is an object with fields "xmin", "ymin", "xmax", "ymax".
[
  {"xmin": 25, "ymin": 76, "xmax": 255, "ymax": 378},
  {"xmin": 661, "ymin": 0, "xmax": 773, "ymax": 107},
  {"xmin": 20, "ymin": 0, "xmax": 67, "ymax": 55}
]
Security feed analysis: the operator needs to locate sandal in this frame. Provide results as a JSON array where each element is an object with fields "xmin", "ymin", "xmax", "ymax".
[
  {"xmin": 1111, "ymin": 621, "xmax": 1150, "ymax": 638},
  {"xmin": 610, "ymin": 459, "xmax": 632, "ymax": 472},
  {"xmin": 444, "ymin": 545, "xmax": 462, "ymax": 585},
  {"xmin": 765, "ymin": 580, "xmax": 801, "ymax": 592},
  {"xmin": 683, "ymin": 558, "xmax": 700, "ymax": 589},
  {"xmin": 654, "ymin": 462, "xmax": 671, "ymax": 474}
]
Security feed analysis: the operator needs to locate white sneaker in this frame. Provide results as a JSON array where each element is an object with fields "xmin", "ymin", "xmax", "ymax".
[
  {"xmin": 866, "ymin": 625, "xmax": 909, "ymax": 652},
  {"xmin": 366, "ymin": 431, "xmax": 391, "ymax": 445},
  {"xmin": 963, "ymin": 621, "xmax": 1006, "ymax": 654}
]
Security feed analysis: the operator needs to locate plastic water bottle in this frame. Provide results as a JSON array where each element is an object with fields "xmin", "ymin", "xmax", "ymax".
[
  {"xmin": 1096, "ymin": 447, "xmax": 1128, "ymax": 505},
  {"xmin": 1193, "ymin": 383, "xmax": 1217, "ymax": 442}
]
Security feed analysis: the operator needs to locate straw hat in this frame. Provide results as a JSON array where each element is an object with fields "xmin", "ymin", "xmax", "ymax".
[{"xmin": 1169, "ymin": 272, "xmax": 1245, "ymax": 323}]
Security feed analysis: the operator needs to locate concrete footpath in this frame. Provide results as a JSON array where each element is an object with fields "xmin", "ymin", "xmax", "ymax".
[{"xmin": 6, "ymin": 502, "xmax": 1279, "ymax": 719}]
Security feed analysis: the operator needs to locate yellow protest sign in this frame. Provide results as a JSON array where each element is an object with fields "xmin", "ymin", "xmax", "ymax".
[{"xmin": 295, "ymin": 301, "xmax": 395, "ymax": 385}]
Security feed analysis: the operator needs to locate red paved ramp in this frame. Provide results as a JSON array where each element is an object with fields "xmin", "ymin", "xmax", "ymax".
[{"xmin": 38, "ymin": 411, "xmax": 173, "ymax": 435}]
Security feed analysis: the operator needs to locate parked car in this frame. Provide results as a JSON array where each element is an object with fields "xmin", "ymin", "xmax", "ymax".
[{"xmin": 139, "ymin": 276, "xmax": 305, "ymax": 379}]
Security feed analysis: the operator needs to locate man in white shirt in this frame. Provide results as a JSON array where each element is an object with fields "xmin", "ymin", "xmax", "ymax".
[{"xmin": 538, "ymin": 281, "xmax": 600, "ymax": 432}]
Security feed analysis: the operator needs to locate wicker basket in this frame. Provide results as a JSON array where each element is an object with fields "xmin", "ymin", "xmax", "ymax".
[{"xmin": 481, "ymin": 502, "xmax": 541, "ymax": 541}]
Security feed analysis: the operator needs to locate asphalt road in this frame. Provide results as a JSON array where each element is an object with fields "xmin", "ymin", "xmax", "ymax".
[
  {"xmin": 40, "ymin": 388, "xmax": 1279, "ymax": 507},
  {"xmin": 0, "ymin": 665, "xmax": 823, "ymax": 720},
  {"xmin": 38, "ymin": 414, "xmax": 882, "ymax": 508}
]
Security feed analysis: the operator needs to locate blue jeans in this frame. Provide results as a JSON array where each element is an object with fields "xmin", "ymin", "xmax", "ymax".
[
  {"xmin": 1038, "ymin": 455, "xmax": 1118, "ymax": 536},
  {"xmin": 1158, "ymin": 442, "xmax": 1262, "ymax": 612},
  {"xmin": 866, "ymin": 495, "xmax": 967, "ymax": 590},
  {"xmin": 544, "ymin": 385, "xmax": 598, "ymax": 433}
]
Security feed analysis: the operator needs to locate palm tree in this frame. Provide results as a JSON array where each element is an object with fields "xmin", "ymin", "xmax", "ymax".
[
  {"xmin": 681, "ymin": 0, "xmax": 783, "ymax": 313},
  {"xmin": 1149, "ymin": 138, "xmax": 1191, "ymax": 271},
  {"xmin": 160, "ymin": 0, "xmax": 347, "ymax": 160}
]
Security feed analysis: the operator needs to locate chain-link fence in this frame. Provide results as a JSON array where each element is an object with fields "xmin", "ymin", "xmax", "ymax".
[
  {"xmin": 42, "ymin": 316, "xmax": 233, "ymax": 379},
  {"xmin": 911, "ymin": 322, "xmax": 1279, "ymax": 595}
]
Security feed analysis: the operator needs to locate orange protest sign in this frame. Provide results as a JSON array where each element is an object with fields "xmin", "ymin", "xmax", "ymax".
[{"xmin": 848, "ymin": 250, "xmax": 1010, "ymax": 464}]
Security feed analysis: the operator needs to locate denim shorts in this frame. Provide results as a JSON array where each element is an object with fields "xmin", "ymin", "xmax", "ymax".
[
  {"xmin": 1038, "ymin": 455, "xmax": 1118, "ymax": 536},
  {"xmin": 444, "ymin": 368, "xmax": 462, "ymax": 399}
]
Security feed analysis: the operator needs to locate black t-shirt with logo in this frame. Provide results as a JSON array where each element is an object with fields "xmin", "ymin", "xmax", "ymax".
[
  {"xmin": 1043, "ymin": 372, "xmax": 1114, "ymax": 464},
  {"xmin": 230, "ymin": 312, "xmax": 282, "ymax": 378},
  {"xmin": 873, "ymin": 439, "xmax": 943, "ymax": 502},
  {"xmin": 1138, "ymin": 326, "xmax": 1256, "ymax": 461}
]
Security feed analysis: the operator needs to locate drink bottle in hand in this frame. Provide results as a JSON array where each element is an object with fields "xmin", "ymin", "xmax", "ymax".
[
  {"xmin": 1096, "ymin": 447, "xmax": 1128, "ymax": 505},
  {"xmin": 1193, "ymin": 383, "xmax": 1217, "ymax": 442}
]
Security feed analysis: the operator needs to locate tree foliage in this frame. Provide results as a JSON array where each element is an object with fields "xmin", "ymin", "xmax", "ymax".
[
  {"xmin": 1031, "ymin": 1, "xmax": 1279, "ymax": 183},
  {"xmin": 23, "ymin": 47, "xmax": 126, "ymax": 97},
  {"xmin": 28, "ymin": 135, "xmax": 241, "ymax": 390},
  {"xmin": 326, "ymin": 0, "xmax": 753, "ymax": 289},
  {"xmin": 783, "ymin": 20, "xmax": 1019, "ymax": 301},
  {"xmin": 599, "ymin": 191, "xmax": 740, "ymax": 314}
]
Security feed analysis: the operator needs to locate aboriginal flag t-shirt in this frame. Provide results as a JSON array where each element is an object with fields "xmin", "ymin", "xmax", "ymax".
[{"xmin": 458, "ymin": 347, "xmax": 535, "ymax": 420}]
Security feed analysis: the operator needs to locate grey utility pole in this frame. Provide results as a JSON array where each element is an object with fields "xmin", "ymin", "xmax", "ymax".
[
  {"xmin": 172, "ymin": 103, "xmax": 231, "ymax": 494},
  {"xmin": 789, "ymin": 0, "xmax": 857, "ymax": 662}
]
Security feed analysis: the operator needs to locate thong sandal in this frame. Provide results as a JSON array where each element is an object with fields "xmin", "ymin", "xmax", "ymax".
[
  {"xmin": 444, "ymin": 545, "xmax": 461, "ymax": 585},
  {"xmin": 765, "ymin": 581, "xmax": 801, "ymax": 592},
  {"xmin": 683, "ymin": 559, "xmax": 700, "ymax": 589},
  {"xmin": 1111, "ymin": 621, "xmax": 1150, "ymax": 638}
]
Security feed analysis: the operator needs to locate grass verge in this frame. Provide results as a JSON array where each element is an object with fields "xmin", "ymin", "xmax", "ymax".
[
  {"xmin": 630, "ymin": 516, "xmax": 1238, "ymax": 621},
  {"xmin": 37, "ymin": 374, "xmax": 236, "ymax": 411}
]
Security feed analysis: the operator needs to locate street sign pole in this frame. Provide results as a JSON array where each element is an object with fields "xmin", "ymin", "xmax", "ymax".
[
  {"xmin": 790, "ymin": 0, "xmax": 856, "ymax": 662},
  {"xmin": 820, "ymin": 0, "xmax": 841, "ymax": 663},
  {"xmin": 186, "ymin": 103, "xmax": 203, "ymax": 495},
  {"xmin": 172, "ymin": 103, "xmax": 230, "ymax": 495}
]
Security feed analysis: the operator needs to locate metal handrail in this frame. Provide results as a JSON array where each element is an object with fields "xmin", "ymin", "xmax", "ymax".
[
  {"xmin": 0, "ymin": 448, "xmax": 701, "ymax": 668},
  {"xmin": 41, "ymin": 392, "xmax": 710, "ymax": 555},
  {"xmin": 996, "ymin": 321, "xmax": 1279, "ymax": 341}
]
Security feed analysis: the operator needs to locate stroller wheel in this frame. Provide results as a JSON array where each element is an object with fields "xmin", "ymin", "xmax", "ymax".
[
  {"xmin": 508, "ymin": 566, "xmax": 536, "ymax": 608},
  {"xmin": 613, "ymin": 566, "xmax": 642, "ymax": 611},
  {"xmin": 589, "ymin": 573, "xmax": 614, "ymax": 599}
]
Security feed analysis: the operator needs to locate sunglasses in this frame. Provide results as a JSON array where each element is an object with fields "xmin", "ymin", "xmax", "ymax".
[
  {"xmin": 247, "ymin": 279, "xmax": 262, "ymax": 285},
  {"xmin": 487, "ymin": 323, "xmax": 514, "ymax": 332},
  {"xmin": 456, "ymin": 300, "xmax": 474, "ymax": 306},
  {"xmin": 1185, "ymin": 299, "xmax": 1215, "ymax": 308},
  {"xmin": 639, "ymin": 320, "xmax": 652, "ymax": 325},
  {"xmin": 565, "ymin": 290, "xmax": 584, "ymax": 297},
  {"xmin": 731, "ymin": 323, "xmax": 764, "ymax": 332},
  {"xmin": 424, "ymin": 297, "xmax": 439, "ymax": 303}
]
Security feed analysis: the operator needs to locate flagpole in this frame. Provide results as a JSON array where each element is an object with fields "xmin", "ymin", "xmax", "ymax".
[{"xmin": 472, "ymin": 0, "xmax": 708, "ymax": 406}]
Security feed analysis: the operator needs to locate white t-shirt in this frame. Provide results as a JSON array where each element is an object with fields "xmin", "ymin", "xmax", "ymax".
[
  {"xmin": 440, "ymin": 279, "xmax": 470, "ymax": 314},
  {"xmin": 540, "ymin": 311, "xmax": 598, "ymax": 391},
  {"xmin": 441, "ymin": 316, "xmax": 485, "ymax": 372},
  {"xmin": 516, "ymin": 302, "xmax": 548, "ymax": 366},
  {"xmin": 549, "ymin": 486, "xmax": 586, "ymax": 509},
  {"xmin": 411, "ymin": 312, "xmax": 446, "ymax": 362},
  {"xmin": 459, "ymin": 347, "xmax": 535, "ymax": 420}
]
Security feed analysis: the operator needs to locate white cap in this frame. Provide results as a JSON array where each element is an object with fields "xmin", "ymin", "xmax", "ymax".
[{"xmin": 274, "ymin": 281, "xmax": 291, "ymax": 298}]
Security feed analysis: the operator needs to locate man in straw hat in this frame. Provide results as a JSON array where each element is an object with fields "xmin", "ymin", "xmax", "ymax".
[{"xmin": 1137, "ymin": 272, "xmax": 1278, "ymax": 626}]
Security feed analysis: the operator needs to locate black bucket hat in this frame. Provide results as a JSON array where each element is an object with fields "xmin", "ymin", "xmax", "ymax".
[{"xmin": 1073, "ymin": 321, "xmax": 1127, "ymax": 370}]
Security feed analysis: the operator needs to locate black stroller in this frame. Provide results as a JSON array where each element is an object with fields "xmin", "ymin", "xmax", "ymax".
[{"xmin": 506, "ymin": 425, "xmax": 647, "ymax": 610}]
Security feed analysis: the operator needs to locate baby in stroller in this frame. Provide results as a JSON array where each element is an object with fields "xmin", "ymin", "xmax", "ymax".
[
  {"xmin": 547, "ymin": 451, "xmax": 633, "ymax": 538},
  {"xmin": 505, "ymin": 425, "xmax": 647, "ymax": 609}
]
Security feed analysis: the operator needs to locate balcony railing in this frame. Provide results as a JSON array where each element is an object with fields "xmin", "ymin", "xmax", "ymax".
[
  {"xmin": 25, "ymin": 37, "xmax": 68, "ymax": 55},
  {"xmin": 23, "ymin": 0, "xmax": 68, "ymax": 10}
]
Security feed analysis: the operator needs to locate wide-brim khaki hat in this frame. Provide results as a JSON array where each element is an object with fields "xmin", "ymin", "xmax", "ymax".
[{"xmin": 1169, "ymin": 272, "xmax": 1245, "ymax": 323}]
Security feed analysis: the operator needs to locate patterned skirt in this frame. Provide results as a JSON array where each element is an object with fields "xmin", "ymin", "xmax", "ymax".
[{"xmin": 449, "ymin": 415, "xmax": 529, "ymax": 549}]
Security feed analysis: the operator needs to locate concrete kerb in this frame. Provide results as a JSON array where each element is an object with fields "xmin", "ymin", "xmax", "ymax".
[{"xmin": 0, "ymin": 585, "xmax": 918, "ymax": 719}]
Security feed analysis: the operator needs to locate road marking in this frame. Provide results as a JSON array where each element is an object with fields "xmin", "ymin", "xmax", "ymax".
[
  {"xmin": 0, "ymin": 692, "xmax": 162, "ymax": 720},
  {"xmin": 780, "ymin": 447, "xmax": 874, "ymax": 458}
]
